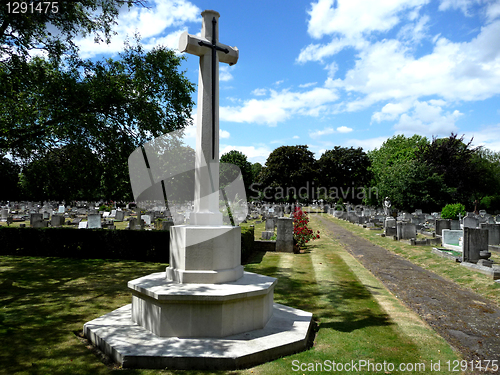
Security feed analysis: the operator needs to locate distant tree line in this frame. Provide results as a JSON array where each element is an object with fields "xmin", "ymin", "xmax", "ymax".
[{"xmin": 2, "ymin": 133, "xmax": 500, "ymax": 213}]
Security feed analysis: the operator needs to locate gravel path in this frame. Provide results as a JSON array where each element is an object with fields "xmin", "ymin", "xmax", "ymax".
[{"xmin": 316, "ymin": 215, "xmax": 500, "ymax": 366}]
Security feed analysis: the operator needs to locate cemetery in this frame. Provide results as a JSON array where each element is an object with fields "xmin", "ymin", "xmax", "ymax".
[{"xmin": 2, "ymin": 3, "xmax": 500, "ymax": 374}]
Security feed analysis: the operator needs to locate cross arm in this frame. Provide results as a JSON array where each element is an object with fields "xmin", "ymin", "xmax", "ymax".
[{"xmin": 178, "ymin": 32, "xmax": 239, "ymax": 66}]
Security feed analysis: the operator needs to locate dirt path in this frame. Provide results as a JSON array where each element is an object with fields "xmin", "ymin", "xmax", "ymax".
[{"xmin": 316, "ymin": 215, "xmax": 500, "ymax": 364}]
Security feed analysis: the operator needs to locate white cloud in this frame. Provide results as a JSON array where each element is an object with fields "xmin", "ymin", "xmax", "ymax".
[
  {"xmin": 298, "ymin": 0, "xmax": 429, "ymax": 63},
  {"xmin": 329, "ymin": 19, "xmax": 500, "ymax": 113},
  {"xmin": 252, "ymin": 88, "xmax": 267, "ymax": 96},
  {"xmin": 293, "ymin": 135, "xmax": 300, "ymax": 139},
  {"xmin": 486, "ymin": 1, "xmax": 500, "ymax": 21},
  {"xmin": 465, "ymin": 123, "xmax": 500, "ymax": 152},
  {"xmin": 220, "ymin": 87, "xmax": 338, "ymax": 126},
  {"xmin": 219, "ymin": 145, "xmax": 272, "ymax": 164},
  {"xmin": 299, "ymin": 82, "xmax": 318, "ymax": 88},
  {"xmin": 310, "ymin": 127, "xmax": 335, "ymax": 138},
  {"xmin": 438, "ymin": 0, "xmax": 482, "ymax": 16},
  {"xmin": 219, "ymin": 65, "xmax": 234, "ymax": 82},
  {"xmin": 337, "ymin": 126, "xmax": 353, "ymax": 133},
  {"xmin": 394, "ymin": 100, "xmax": 462, "ymax": 136},
  {"xmin": 75, "ymin": 0, "xmax": 200, "ymax": 58},
  {"xmin": 219, "ymin": 129, "xmax": 230, "ymax": 139}
]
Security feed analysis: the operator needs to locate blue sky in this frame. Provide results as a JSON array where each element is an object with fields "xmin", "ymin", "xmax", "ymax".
[{"xmin": 75, "ymin": 0, "xmax": 500, "ymax": 164}]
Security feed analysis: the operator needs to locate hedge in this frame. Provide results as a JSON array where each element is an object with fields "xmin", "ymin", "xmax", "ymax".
[
  {"xmin": 0, "ymin": 225, "xmax": 256, "ymax": 264},
  {"xmin": 0, "ymin": 227, "xmax": 170, "ymax": 262}
]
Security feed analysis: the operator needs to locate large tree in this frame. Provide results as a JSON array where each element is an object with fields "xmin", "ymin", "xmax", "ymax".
[
  {"xmin": 220, "ymin": 150, "xmax": 253, "ymax": 198},
  {"xmin": 258, "ymin": 145, "xmax": 317, "ymax": 203},
  {"xmin": 318, "ymin": 146, "xmax": 372, "ymax": 204},
  {"xmin": 1, "ymin": 1, "xmax": 195, "ymax": 200}
]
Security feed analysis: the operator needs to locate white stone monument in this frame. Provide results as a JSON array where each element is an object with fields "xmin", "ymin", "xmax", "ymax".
[{"xmin": 84, "ymin": 10, "xmax": 312, "ymax": 370}]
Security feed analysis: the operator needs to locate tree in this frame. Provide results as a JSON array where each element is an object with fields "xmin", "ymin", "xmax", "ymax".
[
  {"xmin": 1, "ymin": 1, "xmax": 196, "ymax": 200},
  {"xmin": 0, "ymin": 155, "xmax": 21, "ymax": 201},
  {"xmin": 415, "ymin": 133, "xmax": 484, "ymax": 209},
  {"xmin": 19, "ymin": 144, "xmax": 104, "ymax": 201},
  {"xmin": 258, "ymin": 145, "xmax": 317, "ymax": 203},
  {"xmin": 318, "ymin": 146, "xmax": 372, "ymax": 204},
  {"xmin": 220, "ymin": 150, "xmax": 253, "ymax": 198},
  {"xmin": 367, "ymin": 134, "xmax": 434, "ymax": 211}
]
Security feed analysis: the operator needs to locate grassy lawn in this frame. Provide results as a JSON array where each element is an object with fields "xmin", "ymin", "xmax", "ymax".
[
  {"xmin": 0, "ymin": 215, "xmax": 463, "ymax": 374},
  {"xmin": 311, "ymin": 213, "xmax": 500, "ymax": 308}
]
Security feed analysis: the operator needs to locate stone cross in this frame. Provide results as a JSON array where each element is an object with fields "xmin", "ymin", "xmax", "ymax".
[{"xmin": 179, "ymin": 10, "xmax": 239, "ymax": 225}]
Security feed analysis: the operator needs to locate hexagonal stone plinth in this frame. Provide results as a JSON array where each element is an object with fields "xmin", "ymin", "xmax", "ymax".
[{"xmin": 128, "ymin": 272, "xmax": 276, "ymax": 338}]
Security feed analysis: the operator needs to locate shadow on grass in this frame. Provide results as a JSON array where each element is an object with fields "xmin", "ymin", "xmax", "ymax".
[{"xmin": 0, "ymin": 256, "xmax": 164, "ymax": 375}]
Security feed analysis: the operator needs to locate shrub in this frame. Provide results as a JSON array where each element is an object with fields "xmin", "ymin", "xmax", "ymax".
[
  {"xmin": 441, "ymin": 203, "xmax": 466, "ymax": 220},
  {"xmin": 292, "ymin": 207, "xmax": 320, "ymax": 248}
]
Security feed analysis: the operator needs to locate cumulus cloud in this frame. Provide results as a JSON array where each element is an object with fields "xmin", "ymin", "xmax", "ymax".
[
  {"xmin": 220, "ymin": 87, "xmax": 338, "ymax": 126},
  {"xmin": 394, "ymin": 100, "xmax": 462, "ymax": 136},
  {"xmin": 219, "ymin": 129, "xmax": 230, "ymax": 139},
  {"xmin": 75, "ymin": 0, "xmax": 200, "ymax": 58}
]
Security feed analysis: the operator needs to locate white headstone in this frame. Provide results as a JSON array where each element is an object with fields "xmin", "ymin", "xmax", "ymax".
[
  {"xmin": 103, "ymin": 211, "xmax": 110, "ymax": 218},
  {"xmin": 141, "ymin": 214, "xmax": 152, "ymax": 226},
  {"xmin": 78, "ymin": 221, "xmax": 88, "ymax": 229},
  {"xmin": 87, "ymin": 214, "xmax": 101, "ymax": 229},
  {"xmin": 58, "ymin": 205, "xmax": 65, "ymax": 214}
]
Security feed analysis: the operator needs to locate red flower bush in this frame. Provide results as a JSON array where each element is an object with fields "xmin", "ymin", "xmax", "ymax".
[{"xmin": 292, "ymin": 207, "xmax": 320, "ymax": 248}]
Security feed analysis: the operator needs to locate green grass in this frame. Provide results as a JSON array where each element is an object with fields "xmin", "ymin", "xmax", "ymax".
[
  {"xmin": 1, "ymin": 228, "xmax": 463, "ymax": 374},
  {"xmin": 313, "ymin": 213, "xmax": 500, "ymax": 307}
]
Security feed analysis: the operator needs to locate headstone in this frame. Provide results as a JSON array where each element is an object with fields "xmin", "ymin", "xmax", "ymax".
[
  {"xmin": 479, "ymin": 223, "xmax": 500, "ymax": 245},
  {"xmin": 435, "ymin": 219, "xmax": 451, "ymax": 236},
  {"xmin": 276, "ymin": 217, "xmax": 294, "ymax": 252},
  {"xmin": 79, "ymin": 221, "xmax": 88, "ymax": 229},
  {"xmin": 463, "ymin": 227, "xmax": 489, "ymax": 263},
  {"xmin": 115, "ymin": 211, "xmax": 125, "ymax": 222},
  {"xmin": 30, "ymin": 213, "xmax": 43, "ymax": 226},
  {"xmin": 109, "ymin": 209, "xmax": 117, "ymax": 218},
  {"xmin": 103, "ymin": 211, "xmax": 110, "ymax": 218},
  {"xmin": 43, "ymin": 211, "xmax": 50, "ymax": 220},
  {"xmin": 1, "ymin": 208, "xmax": 9, "ymax": 222},
  {"xmin": 51, "ymin": 214, "xmax": 65, "ymax": 227},
  {"xmin": 141, "ymin": 214, "xmax": 152, "ymax": 226},
  {"xmin": 58, "ymin": 205, "xmax": 65, "ymax": 214},
  {"xmin": 396, "ymin": 222, "xmax": 417, "ymax": 240},
  {"xmin": 442, "ymin": 229, "xmax": 463, "ymax": 250},
  {"xmin": 463, "ymin": 213, "xmax": 479, "ymax": 229},
  {"xmin": 87, "ymin": 214, "xmax": 102, "ymax": 229},
  {"xmin": 265, "ymin": 216, "xmax": 277, "ymax": 231}
]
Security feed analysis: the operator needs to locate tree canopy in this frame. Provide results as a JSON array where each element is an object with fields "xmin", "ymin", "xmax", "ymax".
[
  {"xmin": 0, "ymin": 1, "xmax": 196, "ymax": 201},
  {"xmin": 258, "ymin": 145, "xmax": 317, "ymax": 202}
]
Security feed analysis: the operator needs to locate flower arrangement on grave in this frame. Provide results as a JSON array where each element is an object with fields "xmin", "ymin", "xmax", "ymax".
[{"xmin": 292, "ymin": 207, "xmax": 320, "ymax": 249}]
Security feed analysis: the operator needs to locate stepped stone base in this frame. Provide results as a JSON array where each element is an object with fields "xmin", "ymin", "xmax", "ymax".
[
  {"xmin": 83, "ymin": 302, "xmax": 313, "ymax": 369},
  {"xmin": 128, "ymin": 271, "xmax": 275, "ymax": 338}
]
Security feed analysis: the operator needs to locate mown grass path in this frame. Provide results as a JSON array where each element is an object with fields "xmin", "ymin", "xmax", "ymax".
[{"xmin": 312, "ymin": 213, "xmax": 500, "ymax": 369}]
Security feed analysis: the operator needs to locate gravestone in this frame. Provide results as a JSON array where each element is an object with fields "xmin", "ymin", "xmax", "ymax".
[
  {"xmin": 479, "ymin": 223, "xmax": 500, "ymax": 245},
  {"xmin": 265, "ymin": 216, "xmax": 277, "ymax": 231},
  {"xmin": 109, "ymin": 209, "xmax": 117, "ymax": 218},
  {"xmin": 463, "ymin": 227, "xmax": 489, "ymax": 263},
  {"xmin": 87, "ymin": 214, "xmax": 101, "ymax": 229},
  {"xmin": 276, "ymin": 217, "xmax": 294, "ymax": 253},
  {"xmin": 442, "ymin": 229, "xmax": 463, "ymax": 250},
  {"xmin": 435, "ymin": 219, "xmax": 451, "ymax": 236},
  {"xmin": 463, "ymin": 213, "xmax": 478, "ymax": 229},
  {"xmin": 141, "ymin": 214, "xmax": 152, "ymax": 226},
  {"xmin": 51, "ymin": 214, "xmax": 65, "ymax": 227},
  {"xmin": 115, "ymin": 211, "xmax": 125, "ymax": 222},
  {"xmin": 58, "ymin": 205, "xmax": 65, "ymax": 214},
  {"xmin": 30, "ymin": 213, "xmax": 43, "ymax": 226},
  {"xmin": 79, "ymin": 221, "xmax": 88, "ymax": 229},
  {"xmin": 43, "ymin": 211, "xmax": 50, "ymax": 220},
  {"xmin": 397, "ymin": 222, "xmax": 417, "ymax": 240},
  {"xmin": 1, "ymin": 208, "xmax": 8, "ymax": 222}
]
